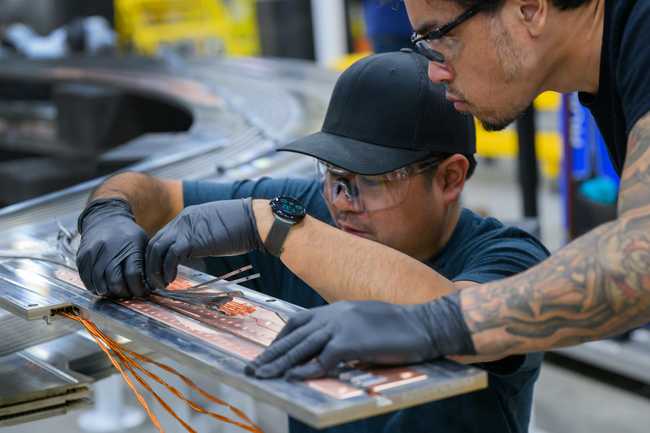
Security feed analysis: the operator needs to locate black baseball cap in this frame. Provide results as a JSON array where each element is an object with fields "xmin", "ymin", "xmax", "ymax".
[{"xmin": 278, "ymin": 49, "xmax": 476, "ymax": 175}]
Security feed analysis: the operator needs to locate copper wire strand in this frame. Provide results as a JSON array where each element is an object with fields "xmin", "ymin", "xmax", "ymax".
[
  {"xmin": 80, "ymin": 317, "xmax": 198, "ymax": 433},
  {"xmin": 90, "ymin": 322, "xmax": 261, "ymax": 433},
  {"xmin": 61, "ymin": 311, "xmax": 263, "ymax": 433},
  {"xmin": 75, "ymin": 315, "xmax": 234, "ymax": 433},
  {"xmin": 73, "ymin": 314, "xmax": 214, "ymax": 433},
  {"xmin": 61, "ymin": 312, "xmax": 164, "ymax": 433},
  {"xmin": 67, "ymin": 315, "xmax": 161, "ymax": 428},
  {"xmin": 119, "ymin": 346, "xmax": 261, "ymax": 429}
]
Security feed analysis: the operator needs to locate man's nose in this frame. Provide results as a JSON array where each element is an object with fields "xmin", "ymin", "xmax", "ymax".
[
  {"xmin": 330, "ymin": 183, "xmax": 364, "ymax": 212},
  {"xmin": 427, "ymin": 61, "xmax": 454, "ymax": 84}
]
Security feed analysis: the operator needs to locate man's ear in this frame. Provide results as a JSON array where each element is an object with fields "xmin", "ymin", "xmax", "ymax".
[
  {"xmin": 515, "ymin": 0, "xmax": 549, "ymax": 38},
  {"xmin": 434, "ymin": 154, "xmax": 469, "ymax": 205}
]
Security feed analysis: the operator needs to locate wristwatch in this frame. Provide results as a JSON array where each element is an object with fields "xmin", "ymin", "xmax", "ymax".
[{"xmin": 264, "ymin": 196, "xmax": 306, "ymax": 257}]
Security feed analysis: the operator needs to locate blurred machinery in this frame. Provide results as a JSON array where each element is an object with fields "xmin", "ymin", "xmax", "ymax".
[
  {"xmin": 0, "ymin": 51, "xmax": 336, "ymax": 207},
  {"xmin": 0, "ymin": 0, "xmax": 113, "ymax": 36}
]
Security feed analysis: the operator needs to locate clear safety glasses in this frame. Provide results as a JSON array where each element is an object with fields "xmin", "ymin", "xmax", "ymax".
[{"xmin": 317, "ymin": 158, "xmax": 442, "ymax": 212}]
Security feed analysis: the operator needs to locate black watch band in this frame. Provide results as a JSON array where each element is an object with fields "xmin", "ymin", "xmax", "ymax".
[
  {"xmin": 263, "ymin": 197, "xmax": 306, "ymax": 257},
  {"xmin": 264, "ymin": 217, "xmax": 294, "ymax": 257}
]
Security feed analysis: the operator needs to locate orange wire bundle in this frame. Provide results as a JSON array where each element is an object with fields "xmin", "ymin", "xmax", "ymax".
[{"xmin": 60, "ymin": 311, "xmax": 263, "ymax": 433}]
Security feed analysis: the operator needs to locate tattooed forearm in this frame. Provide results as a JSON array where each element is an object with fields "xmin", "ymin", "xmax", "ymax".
[
  {"xmin": 618, "ymin": 116, "xmax": 650, "ymax": 215},
  {"xmin": 460, "ymin": 113, "xmax": 650, "ymax": 356}
]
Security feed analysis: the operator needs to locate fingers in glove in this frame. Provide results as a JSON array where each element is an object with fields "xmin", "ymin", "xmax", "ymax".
[
  {"xmin": 283, "ymin": 339, "xmax": 354, "ymax": 381},
  {"xmin": 245, "ymin": 311, "xmax": 314, "ymax": 375},
  {"xmin": 273, "ymin": 310, "xmax": 313, "ymax": 342},
  {"xmin": 250, "ymin": 311, "xmax": 314, "ymax": 371},
  {"xmin": 162, "ymin": 240, "xmax": 189, "ymax": 287},
  {"xmin": 123, "ymin": 252, "xmax": 148, "ymax": 298},
  {"xmin": 246, "ymin": 311, "xmax": 314, "ymax": 375},
  {"xmin": 145, "ymin": 230, "xmax": 174, "ymax": 290},
  {"xmin": 312, "ymin": 339, "xmax": 354, "ymax": 374},
  {"xmin": 90, "ymin": 246, "xmax": 110, "ymax": 296},
  {"xmin": 254, "ymin": 329, "xmax": 332, "ymax": 379},
  {"xmin": 76, "ymin": 249, "xmax": 100, "ymax": 295},
  {"xmin": 284, "ymin": 359, "xmax": 328, "ymax": 381},
  {"xmin": 106, "ymin": 261, "xmax": 130, "ymax": 298},
  {"xmin": 253, "ymin": 324, "xmax": 318, "ymax": 370}
]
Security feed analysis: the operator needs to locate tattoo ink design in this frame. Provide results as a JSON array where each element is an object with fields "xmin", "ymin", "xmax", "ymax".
[{"xmin": 460, "ymin": 113, "xmax": 650, "ymax": 356}]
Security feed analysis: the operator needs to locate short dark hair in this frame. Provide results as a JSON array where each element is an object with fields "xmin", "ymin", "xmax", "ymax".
[
  {"xmin": 464, "ymin": 154, "xmax": 477, "ymax": 179},
  {"xmin": 448, "ymin": 0, "xmax": 591, "ymax": 11},
  {"xmin": 420, "ymin": 152, "xmax": 477, "ymax": 188}
]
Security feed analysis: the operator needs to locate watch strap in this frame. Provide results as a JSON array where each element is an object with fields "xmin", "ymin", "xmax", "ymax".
[{"xmin": 264, "ymin": 217, "xmax": 293, "ymax": 257}]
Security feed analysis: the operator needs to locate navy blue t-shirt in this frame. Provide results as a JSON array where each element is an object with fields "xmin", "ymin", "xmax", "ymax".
[
  {"xmin": 183, "ymin": 177, "xmax": 550, "ymax": 433},
  {"xmin": 579, "ymin": 0, "xmax": 650, "ymax": 175}
]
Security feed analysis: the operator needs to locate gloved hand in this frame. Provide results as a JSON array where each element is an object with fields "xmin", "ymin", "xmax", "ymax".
[
  {"xmin": 246, "ymin": 293, "xmax": 476, "ymax": 380},
  {"xmin": 145, "ymin": 198, "xmax": 263, "ymax": 290},
  {"xmin": 76, "ymin": 198, "xmax": 151, "ymax": 298}
]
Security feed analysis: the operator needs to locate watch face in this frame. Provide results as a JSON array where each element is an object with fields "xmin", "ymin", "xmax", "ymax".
[{"xmin": 270, "ymin": 197, "xmax": 306, "ymax": 222}]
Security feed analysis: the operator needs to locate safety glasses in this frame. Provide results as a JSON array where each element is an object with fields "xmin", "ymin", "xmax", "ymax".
[
  {"xmin": 411, "ymin": 4, "xmax": 483, "ymax": 63},
  {"xmin": 317, "ymin": 158, "xmax": 443, "ymax": 212}
]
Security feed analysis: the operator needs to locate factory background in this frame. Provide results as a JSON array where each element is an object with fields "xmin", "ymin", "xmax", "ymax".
[{"xmin": 0, "ymin": 1, "xmax": 646, "ymax": 433}]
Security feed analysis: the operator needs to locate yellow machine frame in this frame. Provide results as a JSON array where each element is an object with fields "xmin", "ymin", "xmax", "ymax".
[{"xmin": 114, "ymin": 0, "xmax": 259, "ymax": 56}]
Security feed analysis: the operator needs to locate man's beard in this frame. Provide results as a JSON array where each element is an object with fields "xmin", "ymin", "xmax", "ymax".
[
  {"xmin": 480, "ymin": 112, "xmax": 522, "ymax": 131},
  {"xmin": 477, "ymin": 18, "xmax": 528, "ymax": 131}
]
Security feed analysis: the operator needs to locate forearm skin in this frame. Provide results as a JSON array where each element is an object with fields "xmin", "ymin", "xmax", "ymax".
[
  {"xmin": 252, "ymin": 200, "xmax": 456, "ymax": 304},
  {"xmin": 460, "ymin": 113, "xmax": 650, "ymax": 357},
  {"xmin": 90, "ymin": 172, "xmax": 182, "ymax": 235}
]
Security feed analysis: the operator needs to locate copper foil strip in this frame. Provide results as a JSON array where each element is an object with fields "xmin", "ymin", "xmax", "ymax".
[
  {"xmin": 304, "ymin": 379, "xmax": 365, "ymax": 400},
  {"xmin": 147, "ymin": 293, "xmax": 281, "ymax": 347},
  {"xmin": 306, "ymin": 367, "xmax": 427, "ymax": 399},
  {"xmin": 356, "ymin": 367, "xmax": 428, "ymax": 394},
  {"xmin": 53, "ymin": 270, "xmax": 280, "ymax": 347},
  {"xmin": 121, "ymin": 298, "xmax": 264, "ymax": 361},
  {"xmin": 50, "ymin": 268, "xmax": 428, "ymax": 400}
]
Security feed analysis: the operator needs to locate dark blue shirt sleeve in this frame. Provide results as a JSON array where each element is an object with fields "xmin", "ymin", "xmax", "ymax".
[
  {"xmin": 451, "ymin": 228, "xmax": 550, "ymax": 377},
  {"xmin": 618, "ymin": 1, "xmax": 650, "ymax": 134},
  {"xmin": 183, "ymin": 177, "xmax": 331, "ymax": 222},
  {"xmin": 452, "ymin": 233, "xmax": 550, "ymax": 285}
]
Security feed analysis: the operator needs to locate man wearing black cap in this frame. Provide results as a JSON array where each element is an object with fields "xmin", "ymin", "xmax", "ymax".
[{"xmin": 76, "ymin": 51, "xmax": 548, "ymax": 433}]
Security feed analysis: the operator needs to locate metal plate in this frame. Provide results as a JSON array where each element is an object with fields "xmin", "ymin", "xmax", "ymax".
[
  {"xmin": 0, "ymin": 229, "xmax": 487, "ymax": 428},
  {"xmin": 0, "ymin": 311, "xmax": 78, "ymax": 357},
  {"xmin": 0, "ymin": 351, "xmax": 91, "ymax": 425},
  {"xmin": 0, "ymin": 398, "xmax": 91, "ymax": 427}
]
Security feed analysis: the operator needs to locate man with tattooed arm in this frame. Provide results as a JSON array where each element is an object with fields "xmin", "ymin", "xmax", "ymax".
[
  {"xmin": 243, "ymin": 0, "xmax": 650, "ymax": 381},
  {"xmin": 78, "ymin": 0, "xmax": 650, "ymax": 394}
]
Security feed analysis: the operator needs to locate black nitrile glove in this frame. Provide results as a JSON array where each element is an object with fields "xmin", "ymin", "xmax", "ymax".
[
  {"xmin": 246, "ymin": 293, "xmax": 475, "ymax": 380},
  {"xmin": 76, "ymin": 198, "xmax": 151, "ymax": 298},
  {"xmin": 145, "ymin": 198, "xmax": 263, "ymax": 290}
]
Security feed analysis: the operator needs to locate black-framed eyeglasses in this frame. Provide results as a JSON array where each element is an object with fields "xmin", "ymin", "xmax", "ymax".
[{"xmin": 411, "ymin": 4, "xmax": 483, "ymax": 63}]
